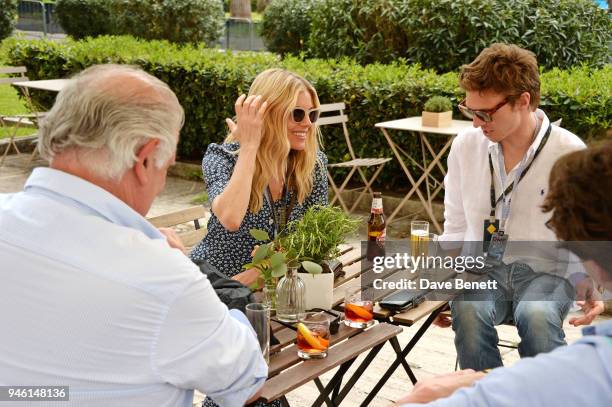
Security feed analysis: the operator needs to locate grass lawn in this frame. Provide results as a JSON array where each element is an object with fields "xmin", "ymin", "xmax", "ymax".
[
  {"xmin": 1, "ymin": 41, "xmax": 32, "ymax": 140},
  {"xmin": 225, "ymin": 11, "xmax": 263, "ymax": 22}
]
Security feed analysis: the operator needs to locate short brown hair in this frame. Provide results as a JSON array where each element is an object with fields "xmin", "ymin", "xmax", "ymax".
[
  {"xmin": 542, "ymin": 141, "xmax": 612, "ymax": 274},
  {"xmin": 459, "ymin": 43, "xmax": 540, "ymax": 110}
]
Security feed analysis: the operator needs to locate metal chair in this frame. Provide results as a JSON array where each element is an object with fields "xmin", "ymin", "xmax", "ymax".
[
  {"xmin": 0, "ymin": 66, "xmax": 41, "ymax": 166},
  {"xmin": 318, "ymin": 102, "xmax": 392, "ymax": 213}
]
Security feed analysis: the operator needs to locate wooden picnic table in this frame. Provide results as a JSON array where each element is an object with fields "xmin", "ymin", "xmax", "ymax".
[{"xmin": 257, "ymin": 243, "xmax": 455, "ymax": 406}]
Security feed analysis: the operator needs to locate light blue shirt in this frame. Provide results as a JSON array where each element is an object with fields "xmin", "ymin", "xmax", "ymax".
[
  {"xmin": 403, "ymin": 320, "xmax": 612, "ymax": 406},
  {"xmin": 0, "ymin": 168, "xmax": 267, "ymax": 407}
]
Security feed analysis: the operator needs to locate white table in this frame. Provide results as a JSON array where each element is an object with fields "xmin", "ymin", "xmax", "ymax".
[
  {"xmin": 12, "ymin": 79, "xmax": 69, "ymax": 93},
  {"xmin": 9, "ymin": 79, "xmax": 69, "ymax": 163},
  {"xmin": 375, "ymin": 116, "xmax": 473, "ymax": 233}
]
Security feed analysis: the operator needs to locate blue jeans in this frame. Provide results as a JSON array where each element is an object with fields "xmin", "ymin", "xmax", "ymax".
[{"xmin": 451, "ymin": 262, "xmax": 574, "ymax": 370}]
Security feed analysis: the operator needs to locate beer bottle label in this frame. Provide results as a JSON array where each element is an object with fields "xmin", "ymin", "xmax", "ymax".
[
  {"xmin": 377, "ymin": 228, "xmax": 386, "ymax": 243},
  {"xmin": 371, "ymin": 198, "xmax": 383, "ymax": 214},
  {"xmin": 368, "ymin": 230, "xmax": 383, "ymax": 236}
]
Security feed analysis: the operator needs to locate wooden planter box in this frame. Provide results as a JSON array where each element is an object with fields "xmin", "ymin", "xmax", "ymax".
[{"xmin": 421, "ymin": 111, "xmax": 453, "ymax": 127}]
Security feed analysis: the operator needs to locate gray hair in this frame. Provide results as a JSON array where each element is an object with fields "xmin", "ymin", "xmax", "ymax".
[{"xmin": 38, "ymin": 64, "xmax": 185, "ymax": 180}]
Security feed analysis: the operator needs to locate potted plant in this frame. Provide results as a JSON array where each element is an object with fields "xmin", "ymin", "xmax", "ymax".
[
  {"xmin": 245, "ymin": 229, "xmax": 322, "ymax": 311},
  {"xmin": 421, "ymin": 96, "xmax": 453, "ymax": 127},
  {"xmin": 278, "ymin": 205, "xmax": 360, "ymax": 310}
]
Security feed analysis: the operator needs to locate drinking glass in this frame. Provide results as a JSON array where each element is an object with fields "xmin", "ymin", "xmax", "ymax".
[
  {"xmin": 245, "ymin": 303, "xmax": 270, "ymax": 364},
  {"xmin": 410, "ymin": 220, "xmax": 430, "ymax": 258},
  {"xmin": 344, "ymin": 288, "xmax": 375, "ymax": 328},
  {"xmin": 296, "ymin": 311, "xmax": 330, "ymax": 359}
]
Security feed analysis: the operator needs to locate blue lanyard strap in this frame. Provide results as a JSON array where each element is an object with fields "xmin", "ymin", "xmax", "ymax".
[{"xmin": 488, "ymin": 123, "xmax": 552, "ymax": 221}]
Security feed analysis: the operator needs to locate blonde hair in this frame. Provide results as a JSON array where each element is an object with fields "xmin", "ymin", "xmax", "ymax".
[{"xmin": 226, "ymin": 69, "xmax": 321, "ymax": 213}]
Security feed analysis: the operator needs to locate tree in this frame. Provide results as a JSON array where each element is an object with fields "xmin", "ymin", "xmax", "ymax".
[
  {"xmin": 257, "ymin": 0, "xmax": 272, "ymax": 12},
  {"xmin": 230, "ymin": 0, "xmax": 251, "ymax": 18}
]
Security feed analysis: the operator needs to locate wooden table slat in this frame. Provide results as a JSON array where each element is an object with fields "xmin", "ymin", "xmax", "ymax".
[
  {"xmin": 268, "ymin": 323, "xmax": 361, "ymax": 376},
  {"xmin": 337, "ymin": 244, "xmax": 353, "ymax": 256},
  {"xmin": 387, "ymin": 300, "xmax": 447, "ymax": 325},
  {"xmin": 333, "ymin": 259, "xmax": 369, "ymax": 288},
  {"xmin": 270, "ymin": 326, "xmax": 297, "ymax": 354},
  {"xmin": 260, "ymin": 323, "xmax": 402, "ymax": 402},
  {"xmin": 335, "ymin": 247, "xmax": 363, "ymax": 267}
]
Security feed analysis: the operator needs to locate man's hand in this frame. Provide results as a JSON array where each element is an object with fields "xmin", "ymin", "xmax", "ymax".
[
  {"xmin": 232, "ymin": 267, "xmax": 261, "ymax": 287},
  {"xmin": 432, "ymin": 314, "xmax": 452, "ymax": 328},
  {"xmin": 395, "ymin": 369, "xmax": 486, "ymax": 405},
  {"xmin": 570, "ymin": 299, "xmax": 604, "ymax": 327},
  {"xmin": 158, "ymin": 227, "xmax": 186, "ymax": 254},
  {"xmin": 570, "ymin": 275, "xmax": 605, "ymax": 327},
  {"xmin": 433, "ymin": 305, "xmax": 452, "ymax": 328},
  {"xmin": 228, "ymin": 94, "xmax": 268, "ymax": 152}
]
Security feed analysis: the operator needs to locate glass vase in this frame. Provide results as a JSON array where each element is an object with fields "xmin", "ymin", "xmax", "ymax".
[
  {"xmin": 263, "ymin": 281, "xmax": 277, "ymax": 311},
  {"xmin": 275, "ymin": 266, "xmax": 305, "ymax": 322}
]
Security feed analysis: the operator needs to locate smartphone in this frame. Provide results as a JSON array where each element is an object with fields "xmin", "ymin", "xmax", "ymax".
[{"xmin": 379, "ymin": 289, "xmax": 426, "ymax": 311}]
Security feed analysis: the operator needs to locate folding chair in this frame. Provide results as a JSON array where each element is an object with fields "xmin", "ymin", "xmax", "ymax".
[
  {"xmin": 0, "ymin": 66, "xmax": 42, "ymax": 167},
  {"xmin": 318, "ymin": 102, "xmax": 392, "ymax": 213}
]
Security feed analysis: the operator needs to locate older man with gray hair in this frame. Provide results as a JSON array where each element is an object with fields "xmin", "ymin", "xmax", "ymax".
[{"xmin": 0, "ymin": 64, "xmax": 267, "ymax": 406}]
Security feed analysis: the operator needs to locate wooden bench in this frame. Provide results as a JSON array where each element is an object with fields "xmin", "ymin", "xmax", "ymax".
[{"xmin": 147, "ymin": 205, "xmax": 208, "ymax": 250}]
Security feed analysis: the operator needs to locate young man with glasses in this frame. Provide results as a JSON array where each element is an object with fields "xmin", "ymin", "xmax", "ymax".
[
  {"xmin": 399, "ymin": 141, "xmax": 612, "ymax": 407},
  {"xmin": 436, "ymin": 43, "xmax": 603, "ymax": 370}
]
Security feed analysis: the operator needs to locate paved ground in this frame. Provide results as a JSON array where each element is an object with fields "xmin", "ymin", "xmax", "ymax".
[{"xmin": 1, "ymin": 154, "xmax": 608, "ymax": 406}]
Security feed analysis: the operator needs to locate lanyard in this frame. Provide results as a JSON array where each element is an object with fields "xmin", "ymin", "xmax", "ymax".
[
  {"xmin": 488, "ymin": 122, "xmax": 552, "ymax": 229},
  {"xmin": 265, "ymin": 184, "xmax": 295, "ymax": 238}
]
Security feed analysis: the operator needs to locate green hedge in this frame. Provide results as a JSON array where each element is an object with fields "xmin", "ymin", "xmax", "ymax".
[
  {"xmin": 114, "ymin": 0, "xmax": 224, "ymax": 45},
  {"xmin": 0, "ymin": 0, "xmax": 18, "ymax": 41},
  {"xmin": 6, "ymin": 36, "xmax": 611, "ymax": 190},
  {"xmin": 297, "ymin": 0, "xmax": 612, "ymax": 72},
  {"xmin": 261, "ymin": 0, "xmax": 319, "ymax": 56},
  {"xmin": 55, "ymin": 0, "xmax": 115, "ymax": 40},
  {"xmin": 55, "ymin": 0, "xmax": 224, "ymax": 45}
]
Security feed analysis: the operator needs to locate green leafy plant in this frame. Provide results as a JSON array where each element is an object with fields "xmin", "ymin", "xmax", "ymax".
[
  {"xmin": 424, "ymin": 96, "xmax": 453, "ymax": 113},
  {"xmin": 0, "ymin": 0, "xmax": 18, "ymax": 41},
  {"xmin": 307, "ymin": 0, "xmax": 611, "ymax": 72},
  {"xmin": 278, "ymin": 205, "xmax": 360, "ymax": 270},
  {"xmin": 55, "ymin": 0, "xmax": 115, "ymax": 40},
  {"xmin": 244, "ymin": 229, "xmax": 322, "ymax": 283},
  {"xmin": 261, "ymin": 0, "xmax": 319, "ymax": 56},
  {"xmin": 55, "ymin": 0, "xmax": 224, "ymax": 44},
  {"xmin": 114, "ymin": 0, "xmax": 224, "ymax": 45}
]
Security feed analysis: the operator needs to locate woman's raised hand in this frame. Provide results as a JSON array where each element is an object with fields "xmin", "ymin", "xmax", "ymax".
[{"xmin": 228, "ymin": 94, "xmax": 269, "ymax": 151}]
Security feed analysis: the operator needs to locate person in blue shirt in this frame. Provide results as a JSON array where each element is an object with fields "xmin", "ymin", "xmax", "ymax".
[
  {"xmin": 0, "ymin": 64, "xmax": 267, "ymax": 407},
  {"xmin": 397, "ymin": 141, "xmax": 612, "ymax": 406}
]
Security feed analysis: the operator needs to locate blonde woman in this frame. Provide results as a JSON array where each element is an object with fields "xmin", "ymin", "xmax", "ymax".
[{"xmin": 190, "ymin": 69, "xmax": 328, "ymax": 289}]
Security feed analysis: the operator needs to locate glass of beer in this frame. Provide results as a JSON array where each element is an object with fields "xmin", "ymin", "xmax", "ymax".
[
  {"xmin": 296, "ymin": 312, "xmax": 330, "ymax": 359},
  {"xmin": 410, "ymin": 220, "xmax": 430, "ymax": 258},
  {"xmin": 344, "ymin": 288, "xmax": 375, "ymax": 328}
]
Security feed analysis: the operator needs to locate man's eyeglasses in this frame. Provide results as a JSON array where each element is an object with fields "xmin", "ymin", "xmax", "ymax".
[
  {"xmin": 292, "ymin": 107, "xmax": 320, "ymax": 124},
  {"xmin": 458, "ymin": 98, "xmax": 509, "ymax": 122}
]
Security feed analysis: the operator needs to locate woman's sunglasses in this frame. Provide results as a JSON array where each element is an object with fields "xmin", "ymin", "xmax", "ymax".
[
  {"xmin": 292, "ymin": 107, "xmax": 320, "ymax": 124},
  {"xmin": 458, "ymin": 98, "xmax": 509, "ymax": 122}
]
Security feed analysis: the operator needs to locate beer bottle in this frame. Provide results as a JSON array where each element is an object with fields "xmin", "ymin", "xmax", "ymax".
[{"xmin": 367, "ymin": 192, "xmax": 386, "ymax": 261}]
